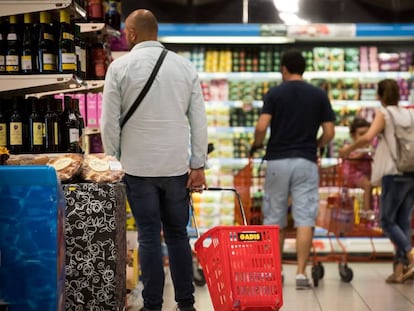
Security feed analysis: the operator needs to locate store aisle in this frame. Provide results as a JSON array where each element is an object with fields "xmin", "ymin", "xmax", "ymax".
[{"xmin": 128, "ymin": 262, "xmax": 414, "ymax": 311}]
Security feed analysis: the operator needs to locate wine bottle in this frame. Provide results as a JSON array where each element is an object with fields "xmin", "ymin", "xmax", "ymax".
[
  {"xmin": 73, "ymin": 98, "xmax": 85, "ymax": 137},
  {"xmin": 38, "ymin": 11, "xmax": 57, "ymax": 73},
  {"xmin": 58, "ymin": 10, "xmax": 76, "ymax": 73},
  {"xmin": 21, "ymin": 13, "xmax": 37, "ymax": 73},
  {"xmin": 28, "ymin": 97, "xmax": 44, "ymax": 153},
  {"xmin": 8, "ymin": 97, "xmax": 24, "ymax": 154},
  {"xmin": 88, "ymin": 0, "xmax": 104, "ymax": 22},
  {"xmin": 5, "ymin": 15, "xmax": 20, "ymax": 73},
  {"xmin": 0, "ymin": 101, "xmax": 8, "ymax": 147},
  {"xmin": 105, "ymin": 0, "xmax": 121, "ymax": 31},
  {"xmin": 61, "ymin": 96, "xmax": 80, "ymax": 153},
  {"xmin": 74, "ymin": 24, "xmax": 86, "ymax": 80},
  {"xmin": 92, "ymin": 31, "xmax": 106, "ymax": 79},
  {"xmin": 44, "ymin": 96, "xmax": 60, "ymax": 152},
  {"xmin": 0, "ymin": 18, "xmax": 6, "ymax": 73}
]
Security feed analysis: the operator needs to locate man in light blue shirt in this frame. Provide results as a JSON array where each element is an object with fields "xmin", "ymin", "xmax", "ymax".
[{"xmin": 101, "ymin": 9, "xmax": 207, "ymax": 311}]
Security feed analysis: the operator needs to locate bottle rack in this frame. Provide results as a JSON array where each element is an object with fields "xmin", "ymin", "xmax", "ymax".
[{"xmin": 0, "ymin": 1, "xmax": 114, "ymax": 96}]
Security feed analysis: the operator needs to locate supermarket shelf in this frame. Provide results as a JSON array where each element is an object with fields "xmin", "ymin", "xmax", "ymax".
[
  {"xmin": 208, "ymin": 126, "xmax": 255, "ymax": 134},
  {"xmin": 159, "ymin": 36, "xmax": 294, "ymax": 45},
  {"xmin": 199, "ymin": 71, "xmax": 413, "ymax": 80},
  {"xmin": 0, "ymin": 0, "xmax": 86, "ymax": 19},
  {"xmin": 27, "ymin": 80, "xmax": 104, "ymax": 97},
  {"xmin": 78, "ymin": 23, "xmax": 121, "ymax": 37},
  {"xmin": 0, "ymin": 74, "xmax": 83, "ymax": 95},
  {"xmin": 206, "ymin": 100, "xmax": 412, "ymax": 108},
  {"xmin": 304, "ymin": 71, "xmax": 413, "ymax": 80},
  {"xmin": 206, "ymin": 100, "xmax": 263, "ymax": 108},
  {"xmin": 199, "ymin": 72, "xmax": 281, "ymax": 80}
]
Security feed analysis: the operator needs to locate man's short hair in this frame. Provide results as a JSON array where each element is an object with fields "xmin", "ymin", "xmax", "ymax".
[{"xmin": 281, "ymin": 49, "xmax": 306, "ymax": 75}]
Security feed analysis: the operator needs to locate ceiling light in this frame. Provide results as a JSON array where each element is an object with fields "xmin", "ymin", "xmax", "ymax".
[
  {"xmin": 273, "ymin": 0, "xmax": 299, "ymax": 14},
  {"xmin": 279, "ymin": 12, "xmax": 309, "ymax": 25}
]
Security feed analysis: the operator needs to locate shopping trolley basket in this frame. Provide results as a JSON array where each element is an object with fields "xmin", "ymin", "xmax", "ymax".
[{"xmin": 193, "ymin": 188, "xmax": 283, "ymax": 311}]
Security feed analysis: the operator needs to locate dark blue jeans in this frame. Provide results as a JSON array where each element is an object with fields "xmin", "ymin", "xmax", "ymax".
[
  {"xmin": 124, "ymin": 173, "xmax": 195, "ymax": 311},
  {"xmin": 380, "ymin": 174, "xmax": 414, "ymax": 265}
]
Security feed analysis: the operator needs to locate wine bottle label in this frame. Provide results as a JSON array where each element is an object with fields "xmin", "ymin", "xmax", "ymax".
[
  {"xmin": 81, "ymin": 48, "xmax": 87, "ymax": 72},
  {"xmin": 62, "ymin": 53, "xmax": 77, "ymax": 70},
  {"xmin": 21, "ymin": 55, "xmax": 33, "ymax": 70},
  {"xmin": 6, "ymin": 55, "xmax": 19, "ymax": 72},
  {"xmin": 69, "ymin": 128, "xmax": 79, "ymax": 144},
  {"xmin": 42, "ymin": 53, "xmax": 57, "ymax": 71},
  {"xmin": 95, "ymin": 62, "xmax": 106, "ymax": 77},
  {"xmin": 63, "ymin": 32, "xmax": 74, "ymax": 41},
  {"xmin": 0, "ymin": 55, "xmax": 5, "ymax": 71},
  {"xmin": 54, "ymin": 122, "xmax": 59, "ymax": 145},
  {"xmin": 0, "ymin": 123, "xmax": 6, "ymax": 146},
  {"xmin": 7, "ymin": 33, "xmax": 17, "ymax": 40},
  {"xmin": 9, "ymin": 122, "xmax": 22, "ymax": 145},
  {"xmin": 43, "ymin": 33, "xmax": 54, "ymax": 41},
  {"xmin": 32, "ymin": 122, "xmax": 43, "ymax": 145}
]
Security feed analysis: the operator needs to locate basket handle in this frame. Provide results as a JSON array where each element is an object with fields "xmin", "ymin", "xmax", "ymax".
[{"xmin": 190, "ymin": 187, "xmax": 247, "ymax": 238}]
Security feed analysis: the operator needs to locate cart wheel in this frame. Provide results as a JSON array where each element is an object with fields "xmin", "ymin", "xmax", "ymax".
[
  {"xmin": 193, "ymin": 268, "xmax": 206, "ymax": 287},
  {"xmin": 315, "ymin": 262, "xmax": 325, "ymax": 279},
  {"xmin": 338, "ymin": 264, "xmax": 353, "ymax": 283},
  {"xmin": 311, "ymin": 267, "xmax": 320, "ymax": 287},
  {"xmin": 312, "ymin": 263, "xmax": 324, "ymax": 287}
]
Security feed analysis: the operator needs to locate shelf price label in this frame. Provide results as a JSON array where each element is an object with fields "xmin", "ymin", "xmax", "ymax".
[{"xmin": 260, "ymin": 24, "xmax": 287, "ymax": 37}]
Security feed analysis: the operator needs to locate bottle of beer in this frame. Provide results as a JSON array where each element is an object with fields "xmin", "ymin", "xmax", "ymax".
[
  {"xmin": 28, "ymin": 97, "xmax": 44, "ymax": 153},
  {"xmin": 58, "ymin": 10, "xmax": 76, "ymax": 73},
  {"xmin": 38, "ymin": 11, "xmax": 57, "ymax": 73},
  {"xmin": 44, "ymin": 96, "xmax": 60, "ymax": 152},
  {"xmin": 5, "ymin": 15, "xmax": 20, "ymax": 73},
  {"xmin": 21, "ymin": 13, "xmax": 37, "ymax": 73}
]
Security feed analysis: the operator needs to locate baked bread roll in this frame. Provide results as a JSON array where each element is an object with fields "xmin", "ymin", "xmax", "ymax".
[
  {"xmin": 81, "ymin": 153, "xmax": 124, "ymax": 183},
  {"xmin": 48, "ymin": 154, "xmax": 83, "ymax": 182}
]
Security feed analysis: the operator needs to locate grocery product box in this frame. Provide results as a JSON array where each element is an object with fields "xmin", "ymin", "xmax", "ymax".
[
  {"xmin": 86, "ymin": 93, "xmax": 98, "ymax": 128},
  {"xmin": 62, "ymin": 183, "xmax": 126, "ymax": 311},
  {"xmin": 0, "ymin": 166, "xmax": 65, "ymax": 311}
]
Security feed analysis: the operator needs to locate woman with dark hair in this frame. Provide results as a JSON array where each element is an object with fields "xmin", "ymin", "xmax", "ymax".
[{"xmin": 339, "ymin": 79, "xmax": 414, "ymax": 283}]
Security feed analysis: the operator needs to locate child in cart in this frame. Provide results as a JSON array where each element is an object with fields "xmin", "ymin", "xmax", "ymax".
[{"xmin": 341, "ymin": 117, "xmax": 372, "ymax": 211}]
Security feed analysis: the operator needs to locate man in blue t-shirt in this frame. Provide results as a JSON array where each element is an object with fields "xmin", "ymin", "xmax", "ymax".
[{"xmin": 251, "ymin": 49, "xmax": 335, "ymax": 289}]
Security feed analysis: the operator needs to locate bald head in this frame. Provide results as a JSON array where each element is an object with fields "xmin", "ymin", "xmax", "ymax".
[{"xmin": 125, "ymin": 9, "xmax": 158, "ymax": 49}]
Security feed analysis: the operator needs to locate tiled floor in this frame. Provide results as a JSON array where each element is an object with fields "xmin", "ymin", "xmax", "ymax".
[{"xmin": 128, "ymin": 262, "xmax": 414, "ymax": 311}]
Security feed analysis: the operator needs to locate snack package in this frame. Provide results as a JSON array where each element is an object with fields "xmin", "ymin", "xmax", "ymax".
[
  {"xmin": 48, "ymin": 154, "xmax": 83, "ymax": 183},
  {"xmin": 81, "ymin": 153, "xmax": 124, "ymax": 183}
]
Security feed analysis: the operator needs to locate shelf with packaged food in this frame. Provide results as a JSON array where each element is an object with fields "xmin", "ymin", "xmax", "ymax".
[
  {"xmin": 0, "ymin": 0, "xmax": 86, "ymax": 19},
  {"xmin": 198, "ymin": 71, "xmax": 412, "ymax": 81}
]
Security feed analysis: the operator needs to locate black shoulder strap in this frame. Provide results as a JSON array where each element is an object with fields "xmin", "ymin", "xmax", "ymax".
[{"xmin": 121, "ymin": 48, "xmax": 168, "ymax": 129}]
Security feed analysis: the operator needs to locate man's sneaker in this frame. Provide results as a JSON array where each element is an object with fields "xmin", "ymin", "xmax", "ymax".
[{"xmin": 296, "ymin": 274, "xmax": 312, "ymax": 290}]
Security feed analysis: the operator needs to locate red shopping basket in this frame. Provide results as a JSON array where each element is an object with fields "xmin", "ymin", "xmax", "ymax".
[{"xmin": 194, "ymin": 225, "xmax": 283, "ymax": 311}]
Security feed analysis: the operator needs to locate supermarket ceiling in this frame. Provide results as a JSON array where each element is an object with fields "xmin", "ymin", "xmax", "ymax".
[{"xmin": 122, "ymin": 0, "xmax": 414, "ymax": 23}]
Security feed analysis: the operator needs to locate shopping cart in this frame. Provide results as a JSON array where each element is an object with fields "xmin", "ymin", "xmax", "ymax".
[
  {"xmin": 312, "ymin": 158, "xmax": 386, "ymax": 286},
  {"xmin": 193, "ymin": 187, "xmax": 283, "ymax": 311}
]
